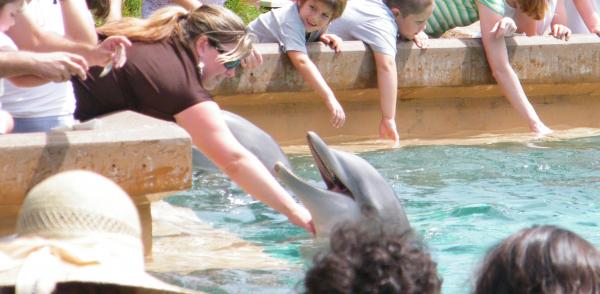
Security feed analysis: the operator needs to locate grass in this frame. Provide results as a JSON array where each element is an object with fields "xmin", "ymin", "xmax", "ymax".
[
  {"xmin": 121, "ymin": 0, "xmax": 263, "ymax": 24},
  {"xmin": 123, "ymin": 0, "xmax": 142, "ymax": 18},
  {"xmin": 224, "ymin": 0, "xmax": 265, "ymax": 24}
]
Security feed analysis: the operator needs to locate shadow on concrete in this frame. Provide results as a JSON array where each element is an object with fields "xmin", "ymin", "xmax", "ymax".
[{"xmin": 28, "ymin": 131, "xmax": 70, "ymax": 193}]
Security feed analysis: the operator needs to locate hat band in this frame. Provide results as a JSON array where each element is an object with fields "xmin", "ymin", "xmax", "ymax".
[{"xmin": 17, "ymin": 208, "xmax": 140, "ymax": 239}]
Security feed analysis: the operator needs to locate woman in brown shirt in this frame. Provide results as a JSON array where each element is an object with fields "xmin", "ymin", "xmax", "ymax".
[{"xmin": 72, "ymin": 5, "xmax": 314, "ymax": 233}]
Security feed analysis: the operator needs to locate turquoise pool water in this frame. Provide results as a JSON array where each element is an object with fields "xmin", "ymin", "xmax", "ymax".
[{"xmin": 161, "ymin": 136, "xmax": 600, "ymax": 293}]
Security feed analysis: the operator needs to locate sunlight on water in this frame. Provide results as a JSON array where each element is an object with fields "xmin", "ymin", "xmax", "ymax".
[{"xmin": 162, "ymin": 136, "xmax": 600, "ymax": 294}]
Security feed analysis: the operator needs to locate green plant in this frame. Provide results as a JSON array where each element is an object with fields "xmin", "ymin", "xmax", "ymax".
[
  {"xmin": 98, "ymin": 0, "xmax": 259, "ymax": 25},
  {"xmin": 123, "ymin": 0, "xmax": 142, "ymax": 17},
  {"xmin": 225, "ymin": 0, "xmax": 264, "ymax": 25}
]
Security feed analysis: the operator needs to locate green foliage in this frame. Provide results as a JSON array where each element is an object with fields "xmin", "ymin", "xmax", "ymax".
[
  {"xmin": 101, "ymin": 0, "xmax": 260, "ymax": 24},
  {"xmin": 225, "ymin": 0, "xmax": 265, "ymax": 25},
  {"xmin": 123, "ymin": 0, "xmax": 142, "ymax": 17}
]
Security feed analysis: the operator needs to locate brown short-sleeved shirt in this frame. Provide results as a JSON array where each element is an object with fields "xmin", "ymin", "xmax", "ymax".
[{"xmin": 72, "ymin": 36, "xmax": 213, "ymax": 122}]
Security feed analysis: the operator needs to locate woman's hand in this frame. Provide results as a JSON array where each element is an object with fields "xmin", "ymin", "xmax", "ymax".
[
  {"xmin": 287, "ymin": 205, "xmax": 315, "ymax": 234},
  {"xmin": 320, "ymin": 33, "xmax": 343, "ymax": 53},
  {"xmin": 325, "ymin": 96, "xmax": 346, "ymax": 128},
  {"xmin": 550, "ymin": 24, "xmax": 571, "ymax": 41},
  {"xmin": 490, "ymin": 17, "xmax": 518, "ymax": 38}
]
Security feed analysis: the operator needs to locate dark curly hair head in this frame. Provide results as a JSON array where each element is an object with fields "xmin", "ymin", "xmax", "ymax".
[
  {"xmin": 305, "ymin": 222, "xmax": 441, "ymax": 294},
  {"xmin": 473, "ymin": 225, "xmax": 600, "ymax": 294}
]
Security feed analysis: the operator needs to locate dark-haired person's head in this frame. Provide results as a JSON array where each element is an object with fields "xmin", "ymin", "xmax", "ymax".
[
  {"xmin": 305, "ymin": 222, "xmax": 441, "ymax": 294},
  {"xmin": 474, "ymin": 225, "xmax": 600, "ymax": 294}
]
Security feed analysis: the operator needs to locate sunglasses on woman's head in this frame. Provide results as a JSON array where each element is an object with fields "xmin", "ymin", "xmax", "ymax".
[{"xmin": 207, "ymin": 38, "xmax": 241, "ymax": 70}]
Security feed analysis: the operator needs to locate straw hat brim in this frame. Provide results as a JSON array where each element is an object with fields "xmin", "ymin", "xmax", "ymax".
[{"xmin": 0, "ymin": 263, "xmax": 197, "ymax": 294}]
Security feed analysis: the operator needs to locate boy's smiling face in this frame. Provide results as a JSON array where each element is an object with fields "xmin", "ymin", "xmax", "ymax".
[
  {"xmin": 299, "ymin": 0, "xmax": 333, "ymax": 33},
  {"xmin": 393, "ymin": 4, "xmax": 433, "ymax": 40}
]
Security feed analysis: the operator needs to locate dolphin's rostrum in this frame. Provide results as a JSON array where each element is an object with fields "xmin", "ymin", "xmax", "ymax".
[{"xmin": 275, "ymin": 131, "xmax": 410, "ymax": 237}]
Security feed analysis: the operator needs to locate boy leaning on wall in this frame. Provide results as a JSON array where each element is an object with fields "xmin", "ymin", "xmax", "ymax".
[
  {"xmin": 328, "ymin": 0, "xmax": 433, "ymax": 145},
  {"xmin": 247, "ymin": 0, "xmax": 348, "ymax": 129}
]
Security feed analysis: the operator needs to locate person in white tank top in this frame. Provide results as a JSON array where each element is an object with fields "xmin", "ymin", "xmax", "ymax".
[
  {"xmin": 0, "ymin": 0, "xmax": 99, "ymax": 133},
  {"xmin": 565, "ymin": 0, "xmax": 600, "ymax": 34},
  {"xmin": 504, "ymin": 0, "xmax": 571, "ymax": 39},
  {"xmin": 0, "ymin": 0, "xmax": 22, "ymax": 134}
]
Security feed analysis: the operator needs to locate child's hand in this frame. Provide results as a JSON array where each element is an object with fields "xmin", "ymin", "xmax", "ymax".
[
  {"xmin": 320, "ymin": 34, "xmax": 343, "ymax": 53},
  {"xmin": 326, "ymin": 96, "xmax": 345, "ymax": 128},
  {"xmin": 413, "ymin": 31, "xmax": 429, "ymax": 49},
  {"xmin": 593, "ymin": 25, "xmax": 600, "ymax": 37},
  {"xmin": 550, "ymin": 24, "xmax": 571, "ymax": 41},
  {"xmin": 241, "ymin": 48, "xmax": 263, "ymax": 69},
  {"xmin": 490, "ymin": 17, "xmax": 517, "ymax": 38},
  {"xmin": 379, "ymin": 117, "xmax": 399, "ymax": 145}
]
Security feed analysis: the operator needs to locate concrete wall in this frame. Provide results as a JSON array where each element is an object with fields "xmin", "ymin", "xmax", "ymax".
[
  {"xmin": 213, "ymin": 35, "xmax": 600, "ymax": 144},
  {"xmin": 0, "ymin": 111, "xmax": 192, "ymax": 253}
]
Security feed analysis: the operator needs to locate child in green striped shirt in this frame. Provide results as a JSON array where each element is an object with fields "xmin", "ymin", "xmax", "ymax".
[{"xmin": 419, "ymin": 0, "xmax": 553, "ymax": 136}]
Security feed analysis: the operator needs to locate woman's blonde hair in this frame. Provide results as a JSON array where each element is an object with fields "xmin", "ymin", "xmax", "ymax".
[
  {"xmin": 516, "ymin": 0, "xmax": 548, "ymax": 20},
  {"xmin": 98, "ymin": 5, "xmax": 254, "ymax": 62}
]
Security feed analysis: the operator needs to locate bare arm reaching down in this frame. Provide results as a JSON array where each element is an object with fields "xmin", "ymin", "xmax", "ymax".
[
  {"xmin": 175, "ymin": 101, "xmax": 315, "ymax": 234},
  {"xmin": 478, "ymin": 3, "xmax": 552, "ymax": 135},
  {"xmin": 573, "ymin": 0, "xmax": 600, "ymax": 35},
  {"xmin": 373, "ymin": 51, "xmax": 400, "ymax": 145},
  {"xmin": 288, "ymin": 50, "xmax": 346, "ymax": 128}
]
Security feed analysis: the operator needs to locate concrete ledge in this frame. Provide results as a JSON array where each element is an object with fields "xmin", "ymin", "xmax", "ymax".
[
  {"xmin": 0, "ymin": 111, "xmax": 191, "ymax": 203},
  {"xmin": 216, "ymin": 35, "xmax": 600, "ymax": 95},
  {"xmin": 0, "ymin": 111, "xmax": 192, "ymax": 253},
  {"xmin": 213, "ymin": 35, "xmax": 600, "ymax": 143}
]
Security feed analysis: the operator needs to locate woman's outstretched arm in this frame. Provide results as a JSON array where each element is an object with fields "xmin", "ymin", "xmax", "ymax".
[{"xmin": 175, "ymin": 101, "xmax": 315, "ymax": 233}]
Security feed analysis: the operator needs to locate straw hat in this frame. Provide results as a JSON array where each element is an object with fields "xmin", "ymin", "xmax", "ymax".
[{"xmin": 0, "ymin": 170, "xmax": 197, "ymax": 294}]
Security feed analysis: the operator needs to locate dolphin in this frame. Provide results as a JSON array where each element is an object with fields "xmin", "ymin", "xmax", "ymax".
[
  {"xmin": 192, "ymin": 110, "xmax": 292, "ymax": 175},
  {"xmin": 274, "ymin": 132, "xmax": 410, "ymax": 237}
]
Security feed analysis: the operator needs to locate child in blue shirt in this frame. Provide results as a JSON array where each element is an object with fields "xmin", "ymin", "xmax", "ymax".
[{"xmin": 248, "ymin": 0, "xmax": 347, "ymax": 128}]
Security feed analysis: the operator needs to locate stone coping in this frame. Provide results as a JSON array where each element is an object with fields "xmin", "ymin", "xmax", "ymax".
[
  {"xmin": 215, "ymin": 34, "xmax": 600, "ymax": 96},
  {"xmin": 0, "ymin": 111, "xmax": 192, "ymax": 206}
]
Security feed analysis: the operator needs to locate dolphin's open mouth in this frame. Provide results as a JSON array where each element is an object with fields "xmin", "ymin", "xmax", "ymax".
[{"xmin": 308, "ymin": 134, "xmax": 353, "ymax": 199}]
